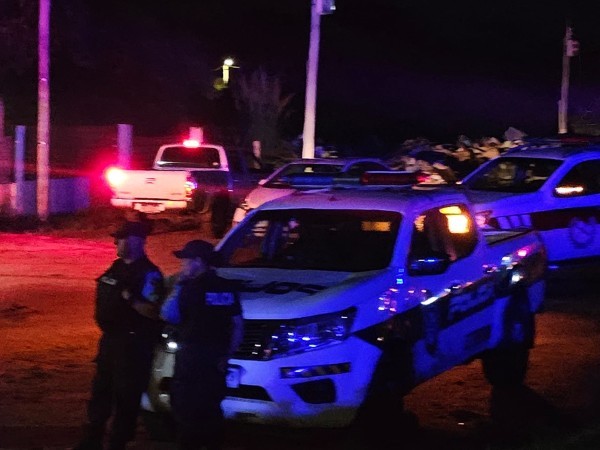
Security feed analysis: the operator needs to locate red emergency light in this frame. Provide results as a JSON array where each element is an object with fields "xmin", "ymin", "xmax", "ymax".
[{"xmin": 183, "ymin": 139, "xmax": 201, "ymax": 148}]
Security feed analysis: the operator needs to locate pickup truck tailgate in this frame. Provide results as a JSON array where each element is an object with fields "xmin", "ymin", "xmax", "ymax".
[{"xmin": 111, "ymin": 170, "xmax": 188, "ymax": 201}]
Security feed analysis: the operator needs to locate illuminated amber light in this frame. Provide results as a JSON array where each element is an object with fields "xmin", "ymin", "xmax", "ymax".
[
  {"xmin": 555, "ymin": 185, "xmax": 584, "ymax": 195},
  {"xmin": 361, "ymin": 221, "xmax": 391, "ymax": 232}
]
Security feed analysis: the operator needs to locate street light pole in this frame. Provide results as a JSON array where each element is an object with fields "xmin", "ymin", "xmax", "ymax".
[
  {"xmin": 301, "ymin": 0, "xmax": 321, "ymax": 159},
  {"xmin": 302, "ymin": 0, "xmax": 334, "ymax": 159},
  {"xmin": 558, "ymin": 24, "xmax": 579, "ymax": 135},
  {"xmin": 37, "ymin": 0, "xmax": 51, "ymax": 220}
]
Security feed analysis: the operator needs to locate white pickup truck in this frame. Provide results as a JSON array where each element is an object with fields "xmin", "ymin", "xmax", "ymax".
[
  {"xmin": 106, "ymin": 140, "xmax": 240, "ymax": 237},
  {"xmin": 142, "ymin": 176, "xmax": 547, "ymax": 432}
]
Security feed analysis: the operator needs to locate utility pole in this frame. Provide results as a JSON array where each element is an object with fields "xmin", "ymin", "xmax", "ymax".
[
  {"xmin": 558, "ymin": 24, "xmax": 579, "ymax": 135},
  {"xmin": 37, "ymin": 0, "xmax": 51, "ymax": 220},
  {"xmin": 302, "ymin": 0, "xmax": 335, "ymax": 159}
]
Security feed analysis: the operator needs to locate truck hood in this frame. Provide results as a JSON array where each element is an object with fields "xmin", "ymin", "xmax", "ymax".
[
  {"xmin": 217, "ymin": 267, "xmax": 392, "ymax": 320},
  {"xmin": 246, "ymin": 186, "xmax": 296, "ymax": 209},
  {"xmin": 465, "ymin": 190, "xmax": 540, "ymax": 213}
]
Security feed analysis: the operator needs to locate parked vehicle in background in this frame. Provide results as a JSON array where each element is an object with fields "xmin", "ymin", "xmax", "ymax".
[
  {"xmin": 231, "ymin": 158, "xmax": 390, "ymax": 225},
  {"xmin": 106, "ymin": 140, "xmax": 265, "ymax": 237},
  {"xmin": 143, "ymin": 175, "xmax": 546, "ymax": 432},
  {"xmin": 461, "ymin": 143, "xmax": 600, "ymax": 267}
]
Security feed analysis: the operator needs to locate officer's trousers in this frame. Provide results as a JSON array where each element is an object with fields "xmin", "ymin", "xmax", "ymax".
[
  {"xmin": 84, "ymin": 332, "xmax": 155, "ymax": 450},
  {"xmin": 170, "ymin": 346, "xmax": 227, "ymax": 450}
]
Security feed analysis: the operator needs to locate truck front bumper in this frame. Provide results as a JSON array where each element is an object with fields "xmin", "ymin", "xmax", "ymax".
[{"xmin": 143, "ymin": 336, "xmax": 382, "ymax": 427}]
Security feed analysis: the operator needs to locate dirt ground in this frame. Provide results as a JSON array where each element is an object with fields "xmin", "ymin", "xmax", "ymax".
[{"xmin": 0, "ymin": 226, "xmax": 599, "ymax": 450}]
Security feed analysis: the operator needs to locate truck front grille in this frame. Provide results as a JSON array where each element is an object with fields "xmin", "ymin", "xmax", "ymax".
[{"xmin": 233, "ymin": 319, "xmax": 283, "ymax": 360}]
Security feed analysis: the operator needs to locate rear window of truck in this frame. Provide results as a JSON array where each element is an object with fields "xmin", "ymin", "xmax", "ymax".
[{"xmin": 156, "ymin": 146, "xmax": 222, "ymax": 168}]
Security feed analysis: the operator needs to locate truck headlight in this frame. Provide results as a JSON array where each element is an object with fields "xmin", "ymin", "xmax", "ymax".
[
  {"xmin": 264, "ymin": 308, "xmax": 356, "ymax": 359},
  {"xmin": 160, "ymin": 327, "xmax": 179, "ymax": 353}
]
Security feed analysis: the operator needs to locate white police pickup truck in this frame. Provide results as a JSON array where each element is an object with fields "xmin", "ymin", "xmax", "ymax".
[
  {"xmin": 461, "ymin": 144, "xmax": 600, "ymax": 268},
  {"xmin": 143, "ymin": 175, "xmax": 546, "ymax": 430}
]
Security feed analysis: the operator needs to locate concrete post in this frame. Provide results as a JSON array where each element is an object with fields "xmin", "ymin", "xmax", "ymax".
[
  {"xmin": 252, "ymin": 140, "xmax": 262, "ymax": 169},
  {"xmin": 15, "ymin": 126, "xmax": 26, "ymax": 214},
  {"xmin": 189, "ymin": 127, "xmax": 203, "ymax": 143},
  {"xmin": 117, "ymin": 124, "xmax": 133, "ymax": 168},
  {"xmin": 0, "ymin": 100, "xmax": 10, "ymax": 184}
]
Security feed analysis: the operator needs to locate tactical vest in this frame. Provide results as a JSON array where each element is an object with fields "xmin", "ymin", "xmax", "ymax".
[{"xmin": 95, "ymin": 256, "xmax": 163, "ymax": 338}]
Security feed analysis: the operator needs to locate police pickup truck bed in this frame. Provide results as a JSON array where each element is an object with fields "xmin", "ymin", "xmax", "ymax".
[{"xmin": 143, "ymin": 180, "xmax": 547, "ymax": 430}]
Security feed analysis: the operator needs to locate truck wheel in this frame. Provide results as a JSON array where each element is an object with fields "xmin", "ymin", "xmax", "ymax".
[
  {"xmin": 481, "ymin": 286, "xmax": 534, "ymax": 387},
  {"xmin": 140, "ymin": 410, "xmax": 176, "ymax": 442},
  {"xmin": 191, "ymin": 189, "xmax": 212, "ymax": 214},
  {"xmin": 210, "ymin": 193, "xmax": 231, "ymax": 238}
]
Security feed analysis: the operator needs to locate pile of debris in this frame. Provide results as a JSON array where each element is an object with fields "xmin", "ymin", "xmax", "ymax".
[{"xmin": 384, "ymin": 127, "xmax": 527, "ymax": 183}]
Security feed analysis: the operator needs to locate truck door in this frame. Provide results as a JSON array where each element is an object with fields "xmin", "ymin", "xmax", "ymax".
[
  {"xmin": 407, "ymin": 204, "xmax": 496, "ymax": 381},
  {"xmin": 543, "ymin": 159, "xmax": 600, "ymax": 263}
]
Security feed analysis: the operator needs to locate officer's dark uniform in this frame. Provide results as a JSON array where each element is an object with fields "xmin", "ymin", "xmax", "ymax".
[
  {"xmin": 162, "ymin": 266, "xmax": 242, "ymax": 450},
  {"xmin": 77, "ymin": 222, "xmax": 164, "ymax": 450}
]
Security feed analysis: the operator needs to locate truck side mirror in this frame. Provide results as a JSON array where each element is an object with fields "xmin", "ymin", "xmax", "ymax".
[{"xmin": 407, "ymin": 253, "xmax": 451, "ymax": 276}]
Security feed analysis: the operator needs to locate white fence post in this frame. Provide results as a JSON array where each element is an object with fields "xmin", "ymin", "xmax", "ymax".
[{"xmin": 117, "ymin": 124, "xmax": 133, "ymax": 168}]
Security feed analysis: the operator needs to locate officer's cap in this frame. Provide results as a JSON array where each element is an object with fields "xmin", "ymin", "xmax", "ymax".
[
  {"xmin": 173, "ymin": 240, "xmax": 215, "ymax": 262},
  {"xmin": 110, "ymin": 221, "xmax": 148, "ymax": 239}
]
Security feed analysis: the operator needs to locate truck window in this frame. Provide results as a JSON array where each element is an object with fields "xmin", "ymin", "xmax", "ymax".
[
  {"xmin": 555, "ymin": 160, "xmax": 600, "ymax": 196},
  {"xmin": 464, "ymin": 157, "xmax": 562, "ymax": 193},
  {"xmin": 409, "ymin": 205, "xmax": 477, "ymax": 264},
  {"xmin": 218, "ymin": 209, "xmax": 401, "ymax": 272},
  {"xmin": 156, "ymin": 146, "xmax": 221, "ymax": 169}
]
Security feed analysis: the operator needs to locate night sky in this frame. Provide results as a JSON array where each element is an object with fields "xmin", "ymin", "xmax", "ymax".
[{"xmin": 5, "ymin": 0, "xmax": 600, "ymax": 149}]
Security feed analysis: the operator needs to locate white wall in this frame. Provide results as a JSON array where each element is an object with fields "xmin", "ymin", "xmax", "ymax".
[{"xmin": 2, "ymin": 177, "xmax": 90, "ymax": 216}]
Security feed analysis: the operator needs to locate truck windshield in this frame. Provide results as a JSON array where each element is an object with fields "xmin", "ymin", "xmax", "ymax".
[
  {"xmin": 218, "ymin": 209, "xmax": 401, "ymax": 271},
  {"xmin": 156, "ymin": 146, "xmax": 221, "ymax": 169},
  {"xmin": 463, "ymin": 157, "xmax": 562, "ymax": 193}
]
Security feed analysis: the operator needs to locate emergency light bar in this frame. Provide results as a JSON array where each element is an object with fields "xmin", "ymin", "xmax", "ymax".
[
  {"xmin": 286, "ymin": 171, "xmax": 422, "ymax": 189},
  {"xmin": 286, "ymin": 173, "xmax": 342, "ymax": 188},
  {"xmin": 360, "ymin": 171, "xmax": 420, "ymax": 185}
]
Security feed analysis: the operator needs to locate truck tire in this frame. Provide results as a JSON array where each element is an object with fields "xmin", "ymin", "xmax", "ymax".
[
  {"xmin": 210, "ymin": 193, "xmax": 231, "ymax": 238},
  {"xmin": 140, "ymin": 410, "xmax": 176, "ymax": 442},
  {"xmin": 481, "ymin": 286, "xmax": 534, "ymax": 387},
  {"xmin": 191, "ymin": 189, "xmax": 212, "ymax": 214}
]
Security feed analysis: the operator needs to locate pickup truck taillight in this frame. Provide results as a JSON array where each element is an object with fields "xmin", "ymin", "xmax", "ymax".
[
  {"xmin": 105, "ymin": 167, "xmax": 126, "ymax": 188},
  {"xmin": 185, "ymin": 176, "xmax": 198, "ymax": 198}
]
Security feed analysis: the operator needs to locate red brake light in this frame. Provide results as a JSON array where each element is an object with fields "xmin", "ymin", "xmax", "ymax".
[
  {"xmin": 105, "ymin": 167, "xmax": 126, "ymax": 187},
  {"xmin": 416, "ymin": 171, "xmax": 430, "ymax": 183},
  {"xmin": 183, "ymin": 139, "xmax": 200, "ymax": 148}
]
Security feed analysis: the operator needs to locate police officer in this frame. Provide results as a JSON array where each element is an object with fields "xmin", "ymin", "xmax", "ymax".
[
  {"xmin": 74, "ymin": 221, "xmax": 164, "ymax": 450},
  {"xmin": 161, "ymin": 240, "xmax": 244, "ymax": 450}
]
